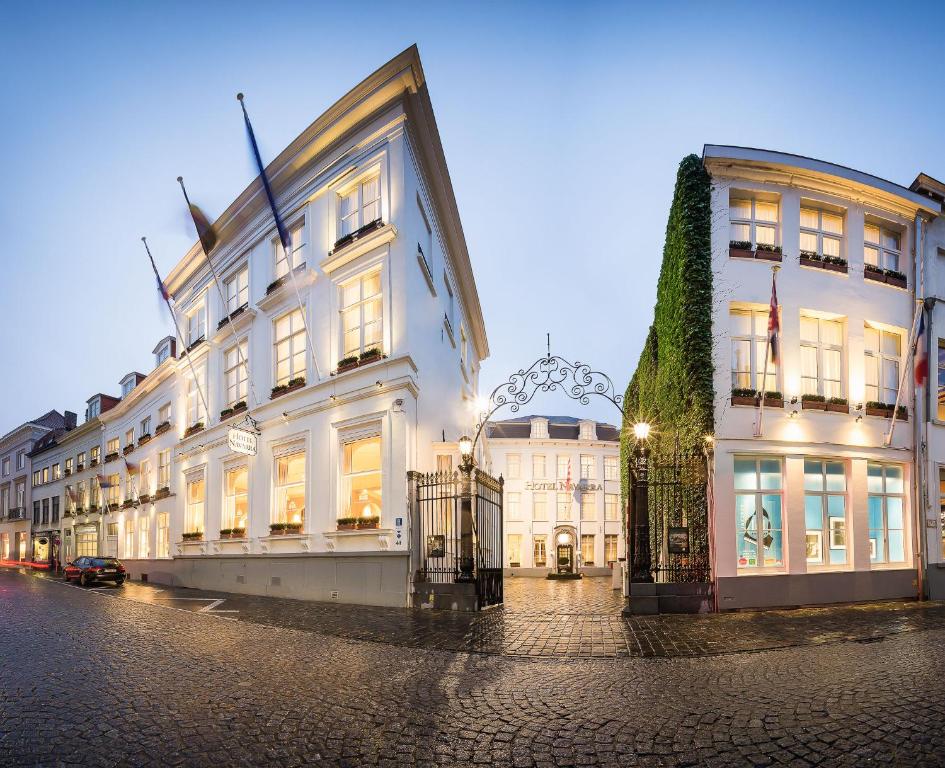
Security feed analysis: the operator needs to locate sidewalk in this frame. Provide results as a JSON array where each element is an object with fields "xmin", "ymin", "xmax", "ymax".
[{"xmin": 13, "ymin": 565, "xmax": 945, "ymax": 659}]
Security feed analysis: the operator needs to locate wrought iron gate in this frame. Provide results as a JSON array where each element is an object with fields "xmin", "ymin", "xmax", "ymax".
[{"xmin": 410, "ymin": 468, "xmax": 504, "ymax": 608}]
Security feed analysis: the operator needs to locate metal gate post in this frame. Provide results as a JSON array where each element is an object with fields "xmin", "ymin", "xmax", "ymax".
[
  {"xmin": 630, "ymin": 445, "xmax": 653, "ymax": 583},
  {"xmin": 457, "ymin": 467, "xmax": 475, "ymax": 582}
]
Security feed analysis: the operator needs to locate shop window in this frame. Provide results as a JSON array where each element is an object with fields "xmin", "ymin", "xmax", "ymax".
[
  {"xmin": 734, "ymin": 456, "xmax": 784, "ymax": 568},
  {"xmin": 804, "ymin": 459, "xmax": 847, "ymax": 566}
]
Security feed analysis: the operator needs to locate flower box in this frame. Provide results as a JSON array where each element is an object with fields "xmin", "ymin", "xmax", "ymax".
[
  {"xmin": 270, "ymin": 379, "xmax": 305, "ymax": 400},
  {"xmin": 181, "ymin": 531, "xmax": 203, "ymax": 541},
  {"xmin": 336, "ymin": 517, "xmax": 358, "ymax": 531},
  {"xmin": 105, "ymin": 452, "xmax": 119, "ymax": 463},
  {"xmin": 331, "ymin": 218, "xmax": 384, "ymax": 253},
  {"xmin": 74, "ymin": 507, "xmax": 85, "ymax": 515},
  {"xmin": 219, "ymin": 528, "xmax": 246, "ymax": 539},
  {"xmin": 138, "ymin": 494, "xmax": 151, "ymax": 504},
  {"xmin": 269, "ymin": 523, "xmax": 303, "ymax": 536},
  {"xmin": 826, "ymin": 398, "xmax": 849, "ymax": 414},
  {"xmin": 822, "ymin": 258, "xmax": 848, "ymax": 274},
  {"xmin": 864, "ymin": 266, "xmax": 886, "ymax": 284},
  {"xmin": 155, "ymin": 421, "xmax": 171, "ymax": 436},
  {"xmin": 885, "ymin": 270, "xmax": 907, "ymax": 289},
  {"xmin": 799, "ymin": 253, "xmax": 823, "ymax": 269},
  {"xmin": 753, "ymin": 244, "xmax": 782, "ymax": 262},
  {"xmin": 89, "ymin": 459, "xmax": 99, "ymax": 468},
  {"xmin": 154, "ymin": 487, "xmax": 170, "ymax": 500},
  {"xmin": 801, "ymin": 396, "xmax": 827, "ymax": 411},
  {"xmin": 138, "ymin": 433, "xmax": 152, "ymax": 445},
  {"xmin": 217, "ymin": 303, "xmax": 248, "ymax": 330},
  {"xmin": 123, "ymin": 445, "xmax": 135, "ymax": 456},
  {"xmin": 76, "ymin": 463, "xmax": 84, "ymax": 471},
  {"xmin": 64, "ymin": 469, "xmax": 72, "ymax": 477},
  {"xmin": 358, "ymin": 516, "xmax": 380, "ymax": 530},
  {"xmin": 184, "ymin": 336, "xmax": 206, "ymax": 355},
  {"xmin": 729, "ymin": 241, "xmax": 754, "ymax": 260},
  {"xmin": 266, "ymin": 264, "xmax": 307, "ymax": 295},
  {"xmin": 232, "ymin": 401, "xmax": 247, "ymax": 414},
  {"xmin": 336, "ymin": 357, "xmax": 360, "ymax": 374},
  {"xmin": 88, "ymin": 505, "xmax": 99, "ymax": 513},
  {"xmin": 183, "ymin": 422, "xmax": 204, "ymax": 438},
  {"xmin": 731, "ymin": 395, "xmax": 757, "ymax": 406},
  {"xmin": 730, "ymin": 389, "xmax": 782, "ymax": 408},
  {"xmin": 359, "ymin": 347, "xmax": 382, "ymax": 365},
  {"xmin": 220, "ymin": 407, "xmax": 234, "ymax": 420}
]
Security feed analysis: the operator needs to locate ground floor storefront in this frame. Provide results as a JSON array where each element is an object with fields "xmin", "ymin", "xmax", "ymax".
[{"xmin": 0, "ymin": 520, "xmax": 30, "ymax": 562}]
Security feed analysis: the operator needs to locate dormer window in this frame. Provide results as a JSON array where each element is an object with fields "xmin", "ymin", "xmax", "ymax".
[
  {"xmin": 579, "ymin": 421, "xmax": 597, "ymax": 441},
  {"xmin": 121, "ymin": 379, "xmax": 135, "ymax": 397},
  {"xmin": 274, "ymin": 221, "xmax": 305, "ymax": 280},
  {"xmin": 155, "ymin": 340, "xmax": 171, "ymax": 366},
  {"xmin": 339, "ymin": 176, "xmax": 380, "ymax": 239},
  {"xmin": 87, "ymin": 399, "xmax": 100, "ymax": 420},
  {"xmin": 530, "ymin": 418, "xmax": 549, "ymax": 440}
]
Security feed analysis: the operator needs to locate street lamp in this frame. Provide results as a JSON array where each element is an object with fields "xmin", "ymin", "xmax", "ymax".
[
  {"xmin": 457, "ymin": 434, "xmax": 475, "ymax": 581},
  {"xmin": 628, "ymin": 420, "xmax": 653, "ymax": 585},
  {"xmin": 633, "ymin": 421, "xmax": 651, "ymax": 441},
  {"xmin": 458, "ymin": 435, "xmax": 474, "ymax": 472}
]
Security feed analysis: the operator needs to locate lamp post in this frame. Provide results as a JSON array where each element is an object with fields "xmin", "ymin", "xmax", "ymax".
[
  {"xmin": 457, "ymin": 435, "xmax": 475, "ymax": 582},
  {"xmin": 628, "ymin": 421, "xmax": 653, "ymax": 584}
]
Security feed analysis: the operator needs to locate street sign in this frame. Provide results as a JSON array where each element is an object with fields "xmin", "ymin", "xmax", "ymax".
[{"xmin": 228, "ymin": 427, "xmax": 258, "ymax": 456}]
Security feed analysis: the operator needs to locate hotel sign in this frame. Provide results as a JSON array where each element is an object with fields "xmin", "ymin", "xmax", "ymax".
[
  {"xmin": 228, "ymin": 427, "xmax": 258, "ymax": 456},
  {"xmin": 525, "ymin": 480, "xmax": 602, "ymax": 491}
]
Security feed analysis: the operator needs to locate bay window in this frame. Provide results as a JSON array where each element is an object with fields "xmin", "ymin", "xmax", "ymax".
[
  {"xmin": 223, "ymin": 466, "xmax": 248, "ymax": 531},
  {"xmin": 734, "ymin": 456, "xmax": 783, "ymax": 568},
  {"xmin": 342, "ymin": 436, "xmax": 380, "ymax": 523},
  {"xmin": 804, "ymin": 459, "xmax": 847, "ymax": 566},
  {"xmin": 800, "ymin": 207, "xmax": 843, "ymax": 258},
  {"xmin": 274, "ymin": 308, "xmax": 306, "ymax": 387},
  {"xmin": 799, "ymin": 315, "xmax": 843, "ymax": 397},
  {"xmin": 185, "ymin": 477, "xmax": 205, "ymax": 534},
  {"xmin": 225, "ymin": 265, "xmax": 249, "ymax": 315},
  {"xmin": 274, "ymin": 451, "xmax": 305, "ymax": 526},
  {"xmin": 274, "ymin": 221, "xmax": 305, "ymax": 280},
  {"xmin": 864, "ymin": 324, "xmax": 900, "ymax": 405},
  {"xmin": 867, "ymin": 463, "xmax": 905, "ymax": 564},
  {"xmin": 729, "ymin": 197, "xmax": 778, "ymax": 247},
  {"xmin": 864, "ymin": 222, "xmax": 901, "ymax": 271},
  {"xmin": 224, "ymin": 340, "xmax": 248, "ymax": 407},
  {"xmin": 731, "ymin": 308, "xmax": 777, "ymax": 392},
  {"xmin": 341, "ymin": 271, "xmax": 382, "ymax": 358},
  {"xmin": 339, "ymin": 175, "xmax": 381, "ymax": 238}
]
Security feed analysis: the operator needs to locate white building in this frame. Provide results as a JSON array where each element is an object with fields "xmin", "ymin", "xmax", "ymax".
[
  {"xmin": 704, "ymin": 145, "xmax": 941, "ymax": 609},
  {"xmin": 107, "ymin": 46, "xmax": 487, "ymax": 607},
  {"xmin": 484, "ymin": 416, "xmax": 622, "ymax": 577}
]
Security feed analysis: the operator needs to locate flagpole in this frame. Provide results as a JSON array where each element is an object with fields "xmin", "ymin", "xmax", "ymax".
[
  {"xmin": 884, "ymin": 299, "xmax": 924, "ymax": 447},
  {"xmin": 756, "ymin": 265, "xmax": 780, "ymax": 439},
  {"xmin": 177, "ymin": 176, "xmax": 262, "ymax": 411},
  {"xmin": 238, "ymin": 92, "xmax": 322, "ymax": 382},
  {"xmin": 141, "ymin": 237, "xmax": 212, "ymax": 429}
]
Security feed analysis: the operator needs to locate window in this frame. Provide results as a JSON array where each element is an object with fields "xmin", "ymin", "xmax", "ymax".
[
  {"xmin": 864, "ymin": 222, "xmax": 901, "ymax": 271},
  {"xmin": 186, "ymin": 368, "xmax": 207, "ymax": 426},
  {"xmin": 556, "ymin": 492, "xmax": 572, "ymax": 520},
  {"xmin": 140, "ymin": 416, "xmax": 151, "ymax": 436},
  {"xmin": 800, "ymin": 207, "xmax": 843, "ymax": 258},
  {"xmin": 580, "ymin": 534, "xmax": 595, "ymax": 566},
  {"xmin": 507, "ymin": 454, "xmax": 521, "ymax": 479},
  {"xmin": 224, "ymin": 340, "xmax": 249, "ymax": 406},
  {"xmin": 157, "ymin": 512, "xmax": 169, "ymax": 558},
  {"xmin": 533, "ymin": 492, "xmax": 547, "ymax": 521},
  {"xmin": 1, "ymin": 458, "xmax": 8, "ymax": 476},
  {"xmin": 42, "ymin": 467, "xmax": 49, "ymax": 484},
  {"xmin": 125, "ymin": 428, "xmax": 134, "ymax": 448},
  {"xmin": 186, "ymin": 304, "xmax": 206, "ymax": 346},
  {"xmin": 122, "ymin": 379, "xmax": 135, "ymax": 397},
  {"xmin": 65, "ymin": 458, "xmax": 72, "ymax": 475},
  {"xmin": 51, "ymin": 497, "xmax": 59, "ymax": 523},
  {"xmin": 734, "ymin": 456, "xmax": 783, "ymax": 568},
  {"xmin": 185, "ymin": 477, "xmax": 205, "ymax": 534},
  {"xmin": 507, "ymin": 533, "xmax": 522, "ymax": 567},
  {"xmin": 799, "ymin": 316, "xmax": 843, "ymax": 398},
  {"xmin": 32, "ymin": 501, "xmax": 39, "ymax": 524},
  {"xmin": 804, "ymin": 459, "xmax": 847, "ymax": 566},
  {"xmin": 531, "ymin": 419, "xmax": 549, "ymax": 439},
  {"xmin": 32, "ymin": 470, "xmax": 41, "ymax": 487},
  {"xmin": 342, "ymin": 438, "xmax": 380, "ymax": 523},
  {"xmin": 729, "ymin": 197, "xmax": 778, "ymax": 247},
  {"xmin": 274, "ymin": 451, "xmax": 306, "ymax": 526},
  {"xmin": 868, "ymin": 463, "xmax": 905, "ymax": 564},
  {"xmin": 605, "ymin": 493, "xmax": 619, "ymax": 521},
  {"xmin": 339, "ymin": 175, "xmax": 380, "ymax": 237},
  {"xmin": 106, "ymin": 474, "xmax": 120, "ymax": 506},
  {"xmin": 139, "ymin": 520, "xmax": 149, "ymax": 559},
  {"xmin": 532, "ymin": 455, "xmax": 546, "ymax": 479},
  {"xmin": 436, "ymin": 454, "xmax": 453, "ymax": 474},
  {"xmin": 156, "ymin": 343, "xmax": 170, "ymax": 366},
  {"xmin": 605, "ymin": 534, "xmax": 618, "ymax": 564},
  {"xmin": 106, "ymin": 438, "xmax": 119, "ymax": 456},
  {"xmin": 939, "ymin": 341, "xmax": 945, "ymax": 421},
  {"xmin": 507, "ymin": 492, "xmax": 521, "ymax": 520},
  {"xmin": 225, "ymin": 265, "xmax": 249, "ymax": 315},
  {"xmin": 77, "ymin": 451, "xmax": 86, "ymax": 469},
  {"xmin": 341, "ymin": 271, "xmax": 382, "ymax": 358},
  {"xmin": 274, "ymin": 221, "xmax": 305, "ymax": 279},
  {"xmin": 533, "ymin": 535, "xmax": 547, "ymax": 567},
  {"xmin": 125, "ymin": 520, "xmax": 134, "ymax": 558},
  {"xmin": 88, "ymin": 400, "xmax": 100, "ymax": 419},
  {"xmin": 580, "ymin": 455, "xmax": 595, "ymax": 480},
  {"xmin": 556, "ymin": 456, "xmax": 569, "ymax": 480},
  {"xmin": 274, "ymin": 308, "xmax": 307, "ymax": 387},
  {"xmin": 157, "ymin": 450, "xmax": 170, "ymax": 490},
  {"xmin": 125, "ymin": 474, "xmax": 135, "ymax": 503},
  {"xmin": 865, "ymin": 325, "xmax": 901, "ymax": 405},
  {"xmin": 52, "ymin": 464, "xmax": 60, "ymax": 481},
  {"xmin": 158, "ymin": 403, "xmax": 171, "ymax": 425},
  {"xmin": 580, "ymin": 492, "xmax": 596, "ymax": 520},
  {"xmin": 77, "ymin": 480, "xmax": 87, "ymax": 508},
  {"xmin": 41, "ymin": 498, "xmax": 48, "ymax": 524},
  {"xmin": 90, "ymin": 446, "xmax": 100, "ymax": 465},
  {"xmin": 731, "ymin": 308, "xmax": 777, "ymax": 391},
  {"xmin": 604, "ymin": 456, "xmax": 618, "ymax": 481},
  {"xmin": 139, "ymin": 460, "xmax": 151, "ymax": 496},
  {"xmin": 16, "ymin": 450, "xmax": 25, "ymax": 470},
  {"xmin": 223, "ymin": 466, "xmax": 248, "ymax": 531}
]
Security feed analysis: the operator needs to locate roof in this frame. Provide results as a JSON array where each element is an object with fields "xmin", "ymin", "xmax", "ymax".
[
  {"xmin": 703, "ymin": 145, "xmax": 941, "ymax": 217},
  {"xmin": 0, "ymin": 410, "xmax": 70, "ymax": 447},
  {"xmin": 486, "ymin": 415, "xmax": 619, "ymax": 443}
]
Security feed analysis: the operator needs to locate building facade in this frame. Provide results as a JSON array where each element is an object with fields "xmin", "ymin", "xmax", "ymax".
[
  {"xmin": 704, "ymin": 145, "xmax": 942, "ymax": 609},
  {"xmin": 485, "ymin": 416, "xmax": 622, "ymax": 577}
]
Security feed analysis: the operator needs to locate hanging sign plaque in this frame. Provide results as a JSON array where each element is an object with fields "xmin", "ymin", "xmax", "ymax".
[{"xmin": 228, "ymin": 427, "xmax": 258, "ymax": 456}]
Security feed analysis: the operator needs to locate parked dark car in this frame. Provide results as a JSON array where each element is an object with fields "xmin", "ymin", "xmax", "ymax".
[{"xmin": 64, "ymin": 556, "xmax": 126, "ymax": 587}]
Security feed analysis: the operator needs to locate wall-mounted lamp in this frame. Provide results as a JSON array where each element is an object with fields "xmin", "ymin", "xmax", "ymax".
[{"xmin": 458, "ymin": 434, "xmax": 474, "ymax": 472}]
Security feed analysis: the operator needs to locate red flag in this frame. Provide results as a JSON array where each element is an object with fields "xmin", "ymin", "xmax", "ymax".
[
  {"xmin": 767, "ymin": 275, "xmax": 780, "ymax": 365},
  {"xmin": 915, "ymin": 309, "xmax": 928, "ymax": 388}
]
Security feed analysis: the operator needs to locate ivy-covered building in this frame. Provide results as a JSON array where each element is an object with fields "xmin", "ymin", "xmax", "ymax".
[{"xmin": 626, "ymin": 147, "xmax": 945, "ymax": 610}]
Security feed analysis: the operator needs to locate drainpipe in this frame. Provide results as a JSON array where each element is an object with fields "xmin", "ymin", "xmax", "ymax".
[{"xmin": 913, "ymin": 214, "xmax": 927, "ymax": 601}]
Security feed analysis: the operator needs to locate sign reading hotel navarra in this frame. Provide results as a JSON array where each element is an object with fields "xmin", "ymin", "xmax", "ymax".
[
  {"xmin": 228, "ymin": 427, "xmax": 258, "ymax": 456},
  {"xmin": 525, "ymin": 480, "xmax": 603, "ymax": 491}
]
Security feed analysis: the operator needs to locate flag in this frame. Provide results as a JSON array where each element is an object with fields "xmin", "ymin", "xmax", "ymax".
[
  {"xmin": 767, "ymin": 274, "xmax": 780, "ymax": 365},
  {"xmin": 156, "ymin": 273, "xmax": 170, "ymax": 302},
  {"xmin": 177, "ymin": 177, "xmax": 218, "ymax": 255},
  {"xmin": 915, "ymin": 309, "xmax": 929, "ymax": 388},
  {"xmin": 565, "ymin": 459, "xmax": 572, "ymax": 493},
  {"xmin": 96, "ymin": 474, "xmax": 113, "ymax": 488},
  {"xmin": 238, "ymin": 93, "xmax": 290, "ymax": 252},
  {"xmin": 124, "ymin": 458, "xmax": 138, "ymax": 474}
]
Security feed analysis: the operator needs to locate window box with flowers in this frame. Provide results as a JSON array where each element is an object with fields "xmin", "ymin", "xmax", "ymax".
[
  {"xmin": 800, "ymin": 251, "xmax": 848, "ymax": 274},
  {"xmin": 885, "ymin": 269, "xmax": 908, "ymax": 289},
  {"xmin": 155, "ymin": 421, "xmax": 171, "ymax": 436},
  {"xmin": 336, "ymin": 355, "xmax": 360, "ymax": 374},
  {"xmin": 181, "ymin": 531, "xmax": 203, "ymax": 542},
  {"xmin": 270, "ymin": 378, "xmax": 305, "ymax": 400},
  {"xmin": 335, "ymin": 348, "xmax": 385, "ymax": 375},
  {"xmin": 123, "ymin": 444, "xmax": 135, "ymax": 456},
  {"xmin": 219, "ymin": 528, "xmax": 246, "ymax": 539},
  {"xmin": 753, "ymin": 243, "xmax": 782, "ymax": 262},
  {"xmin": 105, "ymin": 452, "xmax": 119, "ymax": 464},
  {"xmin": 269, "ymin": 522, "xmax": 303, "ymax": 536},
  {"xmin": 154, "ymin": 487, "xmax": 170, "ymax": 501},
  {"xmin": 138, "ymin": 433, "xmax": 152, "ymax": 446},
  {"xmin": 865, "ymin": 402, "xmax": 908, "ymax": 421},
  {"xmin": 864, "ymin": 263, "xmax": 886, "ymax": 284},
  {"xmin": 358, "ymin": 515, "xmax": 380, "ymax": 530},
  {"xmin": 801, "ymin": 394, "xmax": 827, "ymax": 411},
  {"xmin": 729, "ymin": 240, "xmax": 754, "ymax": 260},
  {"xmin": 138, "ymin": 493, "xmax": 151, "ymax": 504},
  {"xmin": 266, "ymin": 263, "xmax": 307, "ymax": 296},
  {"xmin": 64, "ymin": 468, "xmax": 72, "ymax": 477},
  {"xmin": 731, "ymin": 388, "xmax": 783, "ymax": 408},
  {"xmin": 88, "ymin": 504, "xmax": 99, "ymax": 513},
  {"xmin": 826, "ymin": 397, "xmax": 849, "ymax": 413},
  {"xmin": 331, "ymin": 218, "xmax": 384, "ymax": 254},
  {"xmin": 336, "ymin": 517, "xmax": 358, "ymax": 531},
  {"xmin": 183, "ymin": 422, "xmax": 204, "ymax": 438},
  {"xmin": 122, "ymin": 498, "xmax": 135, "ymax": 509},
  {"xmin": 76, "ymin": 463, "xmax": 85, "ymax": 472}
]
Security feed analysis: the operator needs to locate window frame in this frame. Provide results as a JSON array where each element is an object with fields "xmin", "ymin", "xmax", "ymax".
[
  {"xmin": 273, "ymin": 220, "xmax": 306, "ymax": 280},
  {"xmin": 867, "ymin": 462, "xmax": 906, "ymax": 565},
  {"xmin": 729, "ymin": 196, "xmax": 779, "ymax": 248},
  {"xmin": 803, "ymin": 458, "xmax": 848, "ymax": 568},
  {"xmin": 224, "ymin": 338, "xmax": 249, "ymax": 407},
  {"xmin": 273, "ymin": 308, "xmax": 307, "ymax": 387},
  {"xmin": 864, "ymin": 324, "xmax": 902, "ymax": 405},
  {"xmin": 864, "ymin": 221, "xmax": 902, "ymax": 272},
  {"xmin": 224, "ymin": 264, "xmax": 250, "ymax": 316},
  {"xmin": 339, "ymin": 269, "xmax": 383, "ymax": 359},
  {"xmin": 799, "ymin": 315, "xmax": 844, "ymax": 398},
  {"xmin": 731, "ymin": 307, "xmax": 778, "ymax": 392},
  {"xmin": 734, "ymin": 456, "xmax": 785, "ymax": 570},
  {"xmin": 338, "ymin": 174, "xmax": 381, "ymax": 238},
  {"xmin": 799, "ymin": 206, "xmax": 844, "ymax": 258}
]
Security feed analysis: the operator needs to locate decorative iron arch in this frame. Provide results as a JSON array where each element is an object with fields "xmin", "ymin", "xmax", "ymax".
[{"xmin": 471, "ymin": 342, "xmax": 624, "ymax": 450}]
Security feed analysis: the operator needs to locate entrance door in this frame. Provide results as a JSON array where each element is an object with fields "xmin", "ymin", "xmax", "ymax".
[{"xmin": 556, "ymin": 544, "xmax": 574, "ymax": 574}]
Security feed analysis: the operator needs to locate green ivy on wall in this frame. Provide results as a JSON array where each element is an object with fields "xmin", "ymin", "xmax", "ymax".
[{"xmin": 621, "ymin": 153, "xmax": 713, "ymax": 497}]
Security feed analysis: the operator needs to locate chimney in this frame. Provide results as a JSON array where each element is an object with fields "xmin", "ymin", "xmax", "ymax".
[{"xmin": 64, "ymin": 411, "xmax": 78, "ymax": 429}]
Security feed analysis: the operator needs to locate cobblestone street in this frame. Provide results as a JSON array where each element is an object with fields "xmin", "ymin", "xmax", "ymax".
[{"xmin": 4, "ymin": 568, "xmax": 945, "ymax": 766}]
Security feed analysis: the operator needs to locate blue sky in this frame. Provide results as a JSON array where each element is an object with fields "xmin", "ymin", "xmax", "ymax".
[{"xmin": 2, "ymin": 0, "xmax": 945, "ymax": 435}]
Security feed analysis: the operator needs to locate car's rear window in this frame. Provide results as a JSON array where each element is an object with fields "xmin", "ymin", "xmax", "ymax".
[{"xmin": 91, "ymin": 558, "xmax": 120, "ymax": 567}]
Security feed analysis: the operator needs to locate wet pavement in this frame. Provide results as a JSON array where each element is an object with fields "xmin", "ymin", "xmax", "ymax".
[
  {"xmin": 17, "ymin": 566, "xmax": 945, "ymax": 659},
  {"xmin": 4, "ymin": 567, "xmax": 945, "ymax": 766}
]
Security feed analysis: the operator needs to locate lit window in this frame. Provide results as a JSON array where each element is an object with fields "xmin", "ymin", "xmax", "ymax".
[
  {"xmin": 533, "ymin": 535, "xmax": 547, "ymax": 567},
  {"xmin": 533, "ymin": 492, "xmax": 547, "ymax": 521},
  {"xmin": 139, "ymin": 519, "xmax": 149, "ymax": 559},
  {"xmin": 125, "ymin": 428, "xmax": 134, "ymax": 448},
  {"xmin": 436, "ymin": 454, "xmax": 453, "ymax": 474},
  {"xmin": 106, "ymin": 474, "xmax": 120, "ymax": 506},
  {"xmin": 603, "ymin": 456, "xmax": 618, "ymax": 481},
  {"xmin": 580, "ymin": 455, "xmax": 595, "ymax": 480},
  {"xmin": 605, "ymin": 493, "xmax": 619, "ymax": 520},
  {"xmin": 106, "ymin": 439, "xmax": 119, "ymax": 456},
  {"xmin": 341, "ymin": 271, "xmax": 382, "ymax": 358},
  {"xmin": 339, "ymin": 176, "xmax": 381, "ymax": 238},
  {"xmin": 139, "ymin": 460, "xmax": 151, "ymax": 496},
  {"xmin": 804, "ymin": 459, "xmax": 847, "ymax": 566},
  {"xmin": 185, "ymin": 477, "xmax": 205, "ymax": 534},
  {"xmin": 800, "ymin": 316, "xmax": 843, "ymax": 398},
  {"xmin": 124, "ymin": 520, "xmax": 134, "ymax": 558},
  {"xmin": 225, "ymin": 265, "xmax": 249, "ymax": 315},
  {"xmin": 140, "ymin": 416, "xmax": 151, "ymax": 436},
  {"xmin": 342, "ymin": 437, "xmax": 380, "ymax": 523},
  {"xmin": 186, "ymin": 368, "xmax": 207, "ymax": 427},
  {"xmin": 157, "ymin": 513, "xmax": 169, "ymax": 558},
  {"xmin": 731, "ymin": 308, "xmax": 777, "ymax": 392},
  {"xmin": 158, "ymin": 403, "xmax": 171, "ymax": 425},
  {"xmin": 734, "ymin": 456, "xmax": 783, "ymax": 568},
  {"xmin": 532, "ymin": 455, "xmax": 546, "ymax": 479},
  {"xmin": 556, "ymin": 456, "xmax": 570, "ymax": 480},
  {"xmin": 186, "ymin": 304, "xmax": 206, "ymax": 346},
  {"xmin": 507, "ymin": 533, "xmax": 522, "ymax": 567},
  {"xmin": 605, "ymin": 534, "xmax": 618, "ymax": 564},
  {"xmin": 556, "ymin": 492, "xmax": 571, "ymax": 520},
  {"xmin": 64, "ymin": 458, "xmax": 72, "ymax": 475},
  {"xmin": 90, "ymin": 447, "xmax": 99, "ymax": 464},
  {"xmin": 506, "ymin": 454, "xmax": 521, "ymax": 479},
  {"xmin": 580, "ymin": 492, "xmax": 596, "ymax": 520},
  {"xmin": 864, "ymin": 223, "xmax": 901, "ymax": 271},
  {"xmin": 274, "ymin": 221, "xmax": 305, "ymax": 279},
  {"xmin": 864, "ymin": 325, "xmax": 901, "ymax": 405},
  {"xmin": 868, "ymin": 463, "xmax": 906, "ymax": 564},
  {"xmin": 729, "ymin": 197, "xmax": 779, "ymax": 248},
  {"xmin": 800, "ymin": 207, "xmax": 844, "ymax": 258},
  {"xmin": 157, "ymin": 450, "xmax": 170, "ymax": 490},
  {"xmin": 507, "ymin": 492, "xmax": 521, "ymax": 520},
  {"xmin": 274, "ymin": 308, "xmax": 307, "ymax": 387},
  {"xmin": 275, "ymin": 451, "xmax": 305, "ymax": 526},
  {"xmin": 224, "ymin": 340, "xmax": 249, "ymax": 407},
  {"xmin": 580, "ymin": 534, "xmax": 595, "ymax": 566},
  {"xmin": 223, "ymin": 466, "xmax": 248, "ymax": 531}
]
